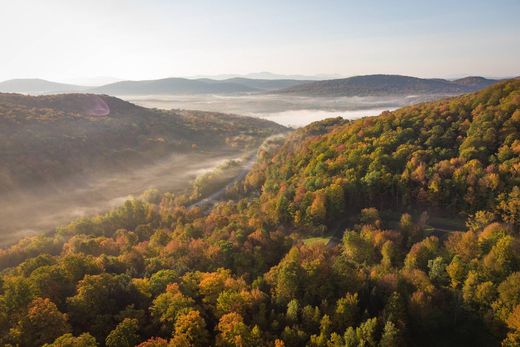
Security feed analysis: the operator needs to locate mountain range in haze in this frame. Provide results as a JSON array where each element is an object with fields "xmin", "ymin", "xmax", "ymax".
[
  {"xmin": 273, "ymin": 74, "xmax": 500, "ymax": 97},
  {"xmin": 0, "ymin": 74, "xmax": 502, "ymax": 97}
]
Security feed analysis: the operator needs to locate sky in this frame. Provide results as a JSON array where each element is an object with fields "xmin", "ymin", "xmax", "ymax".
[{"xmin": 0, "ymin": 0, "xmax": 519, "ymax": 83}]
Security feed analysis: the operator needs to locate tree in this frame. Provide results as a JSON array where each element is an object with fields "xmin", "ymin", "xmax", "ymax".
[
  {"xmin": 267, "ymin": 249, "xmax": 302, "ymax": 305},
  {"xmin": 309, "ymin": 314, "xmax": 332, "ymax": 347},
  {"xmin": 497, "ymin": 187, "xmax": 520, "ymax": 226},
  {"xmin": 309, "ymin": 191, "xmax": 327, "ymax": 224},
  {"xmin": 502, "ymin": 331, "xmax": 520, "ymax": 347},
  {"xmin": 427, "ymin": 257, "xmax": 448, "ymax": 284},
  {"xmin": 383, "ymin": 292, "xmax": 407, "ymax": 327},
  {"xmin": 325, "ymin": 184, "xmax": 345, "ymax": 220},
  {"xmin": 136, "ymin": 337, "xmax": 168, "ymax": 347},
  {"xmin": 216, "ymin": 290, "xmax": 254, "ymax": 317},
  {"xmin": 29, "ymin": 265, "xmax": 73, "ymax": 307},
  {"xmin": 42, "ymin": 333, "xmax": 97, "ymax": 347},
  {"xmin": 344, "ymin": 327, "xmax": 358, "ymax": 347},
  {"xmin": 328, "ymin": 332, "xmax": 344, "ymax": 347},
  {"xmin": 381, "ymin": 241, "xmax": 397, "ymax": 269},
  {"xmin": 404, "ymin": 237, "xmax": 439, "ymax": 271},
  {"xmin": 380, "ymin": 321, "xmax": 400, "ymax": 347},
  {"xmin": 483, "ymin": 236, "xmax": 520, "ymax": 280},
  {"xmin": 2, "ymin": 275, "xmax": 35, "ymax": 314},
  {"xmin": 171, "ymin": 310, "xmax": 210, "ymax": 347},
  {"xmin": 342, "ymin": 231, "xmax": 374, "ymax": 264},
  {"xmin": 302, "ymin": 305, "xmax": 321, "ymax": 332},
  {"xmin": 149, "ymin": 270, "xmax": 179, "ymax": 296},
  {"xmin": 334, "ymin": 292, "xmax": 359, "ymax": 332},
  {"xmin": 446, "ymin": 256, "xmax": 466, "ymax": 288},
  {"xmin": 507, "ymin": 305, "xmax": 520, "ymax": 331},
  {"xmin": 356, "ymin": 317, "xmax": 378, "ymax": 347},
  {"xmin": 67, "ymin": 273, "xmax": 143, "ymax": 340},
  {"xmin": 105, "ymin": 318, "xmax": 139, "ymax": 347},
  {"xmin": 360, "ymin": 208, "xmax": 381, "ymax": 227},
  {"xmin": 286, "ymin": 299, "xmax": 299, "ymax": 324},
  {"xmin": 19, "ymin": 297, "xmax": 70, "ymax": 347},
  {"xmin": 216, "ymin": 312, "xmax": 251, "ymax": 347},
  {"xmin": 496, "ymin": 273, "xmax": 520, "ymax": 321},
  {"xmin": 466, "ymin": 210, "xmax": 495, "ymax": 231},
  {"xmin": 150, "ymin": 283, "xmax": 194, "ymax": 334}
]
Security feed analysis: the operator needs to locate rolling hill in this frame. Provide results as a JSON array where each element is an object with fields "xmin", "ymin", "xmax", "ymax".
[
  {"xmin": 88, "ymin": 78, "xmax": 258, "ymax": 95},
  {"xmin": 452, "ymin": 76, "xmax": 498, "ymax": 89},
  {"xmin": 273, "ymin": 74, "xmax": 499, "ymax": 97},
  {"xmin": 88, "ymin": 77, "xmax": 309, "ymax": 95},
  {"xmin": 0, "ymin": 77, "xmax": 308, "ymax": 96},
  {"xmin": 0, "ymin": 92, "xmax": 286, "ymax": 193}
]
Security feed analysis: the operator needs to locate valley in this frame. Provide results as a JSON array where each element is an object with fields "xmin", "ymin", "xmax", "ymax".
[
  {"xmin": 0, "ymin": 93, "xmax": 285, "ymax": 245},
  {"xmin": 0, "ymin": 2, "xmax": 518, "ymax": 346}
]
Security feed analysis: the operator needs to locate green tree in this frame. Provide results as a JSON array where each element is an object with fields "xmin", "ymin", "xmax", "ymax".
[
  {"xmin": 105, "ymin": 318, "xmax": 139, "ymax": 347},
  {"xmin": 379, "ymin": 321, "xmax": 400, "ymax": 347},
  {"xmin": 286, "ymin": 298, "xmax": 300, "ymax": 324},
  {"xmin": 446, "ymin": 256, "xmax": 466, "ymax": 288},
  {"xmin": 356, "ymin": 317, "xmax": 378, "ymax": 347},
  {"xmin": 43, "ymin": 333, "xmax": 97, "ymax": 347},
  {"xmin": 150, "ymin": 283, "xmax": 194, "ymax": 334},
  {"xmin": 19, "ymin": 297, "xmax": 70, "ymax": 347},
  {"xmin": 334, "ymin": 292, "xmax": 359, "ymax": 332}
]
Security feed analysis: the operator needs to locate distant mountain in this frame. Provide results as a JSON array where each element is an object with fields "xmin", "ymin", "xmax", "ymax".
[
  {"xmin": 0, "ymin": 78, "xmax": 87, "ymax": 94},
  {"xmin": 88, "ymin": 77, "xmax": 260, "ymax": 95},
  {"xmin": 220, "ymin": 78, "xmax": 309, "ymax": 90},
  {"xmin": 188, "ymin": 72, "xmax": 340, "ymax": 80},
  {"xmin": 87, "ymin": 77, "xmax": 309, "ymax": 95},
  {"xmin": 272, "ymin": 74, "xmax": 499, "ymax": 97},
  {"xmin": 240, "ymin": 72, "xmax": 341, "ymax": 80},
  {"xmin": 62, "ymin": 76, "xmax": 124, "ymax": 86},
  {"xmin": 0, "ymin": 75, "xmax": 500, "ymax": 97},
  {"xmin": 452, "ymin": 76, "xmax": 497, "ymax": 89}
]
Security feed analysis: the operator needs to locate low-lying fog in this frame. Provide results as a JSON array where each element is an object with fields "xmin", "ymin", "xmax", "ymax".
[
  {"xmin": 0, "ymin": 151, "xmax": 247, "ymax": 245},
  {"xmin": 122, "ymin": 93, "xmax": 437, "ymax": 127}
]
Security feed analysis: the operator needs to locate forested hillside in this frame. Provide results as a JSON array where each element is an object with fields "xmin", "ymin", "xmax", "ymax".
[
  {"xmin": 0, "ymin": 93, "xmax": 285, "ymax": 193},
  {"xmin": 0, "ymin": 81, "xmax": 518, "ymax": 347}
]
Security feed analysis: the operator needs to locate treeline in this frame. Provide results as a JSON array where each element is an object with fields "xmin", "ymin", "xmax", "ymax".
[{"xmin": 0, "ymin": 81, "xmax": 518, "ymax": 346}]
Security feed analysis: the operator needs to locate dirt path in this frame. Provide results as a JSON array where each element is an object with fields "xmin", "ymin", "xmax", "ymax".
[{"xmin": 189, "ymin": 153, "xmax": 257, "ymax": 210}]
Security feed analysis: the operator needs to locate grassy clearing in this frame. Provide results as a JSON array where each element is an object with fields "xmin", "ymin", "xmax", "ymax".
[{"xmin": 302, "ymin": 236, "xmax": 332, "ymax": 245}]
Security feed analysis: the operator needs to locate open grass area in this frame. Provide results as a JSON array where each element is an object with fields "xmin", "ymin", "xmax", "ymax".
[{"xmin": 302, "ymin": 236, "xmax": 332, "ymax": 245}]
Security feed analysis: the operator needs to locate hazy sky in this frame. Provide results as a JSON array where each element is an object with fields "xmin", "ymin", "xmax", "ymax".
[{"xmin": 1, "ymin": 0, "xmax": 519, "ymax": 83}]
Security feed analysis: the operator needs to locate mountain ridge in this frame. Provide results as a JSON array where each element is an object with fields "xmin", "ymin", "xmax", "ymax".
[
  {"xmin": 0, "ymin": 74, "xmax": 500, "ymax": 96},
  {"xmin": 272, "ymin": 74, "xmax": 499, "ymax": 96}
]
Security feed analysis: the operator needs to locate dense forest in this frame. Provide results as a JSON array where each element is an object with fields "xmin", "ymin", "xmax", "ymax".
[{"xmin": 0, "ymin": 80, "xmax": 518, "ymax": 346}]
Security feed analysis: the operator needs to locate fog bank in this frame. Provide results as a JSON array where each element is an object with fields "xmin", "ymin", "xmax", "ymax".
[
  {"xmin": 0, "ymin": 151, "xmax": 246, "ymax": 245},
  {"xmin": 122, "ymin": 93, "xmax": 438, "ymax": 127}
]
